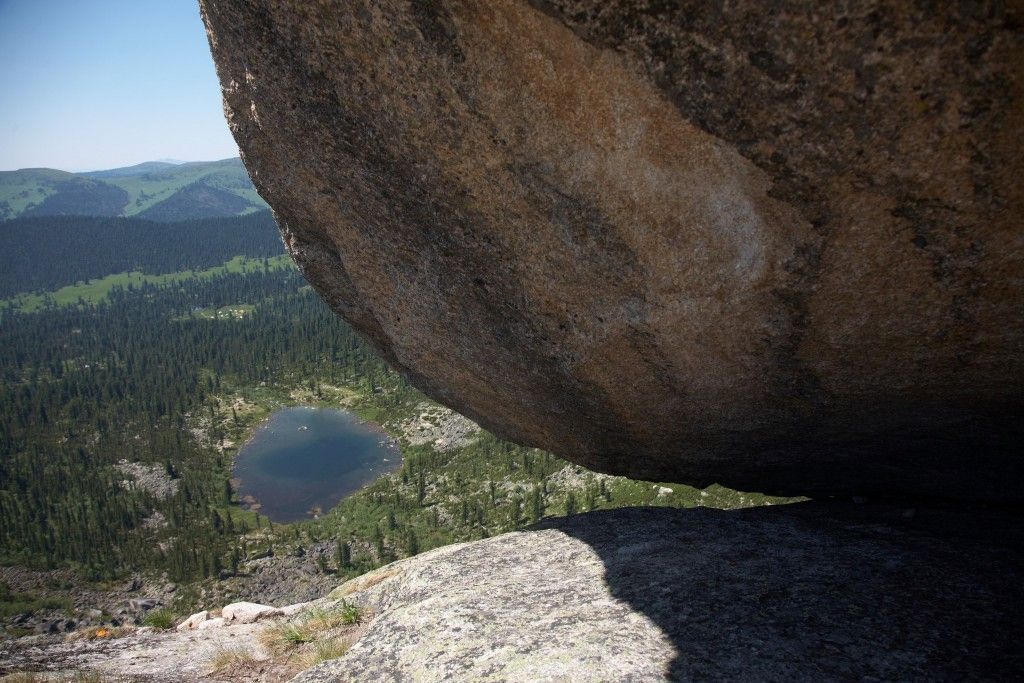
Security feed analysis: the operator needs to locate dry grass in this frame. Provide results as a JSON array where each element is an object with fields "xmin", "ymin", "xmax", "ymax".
[
  {"xmin": 260, "ymin": 599, "xmax": 364, "ymax": 657},
  {"xmin": 302, "ymin": 602, "xmax": 362, "ymax": 631},
  {"xmin": 253, "ymin": 599, "xmax": 364, "ymax": 676},
  {"xmin": 207, "ymin": 645, "xmax": 259, "ymax": 673},
  {"xmin": 1, "ymin": 672, "xmax": 109, "ymax": 682},
  {"xmin": 297, "ymin": 637, "xmax": 351, "ymax": 668},
  {"xmin": 258, "ymin": 622, "xmax": 315, "ymax": 656}
]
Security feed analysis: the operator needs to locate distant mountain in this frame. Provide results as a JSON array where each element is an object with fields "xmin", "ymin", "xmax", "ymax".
[
  {"xmin": 0, "ymin": 158, "xmax": 267, "ymax": 221},
  {"xmin": 82, "ymin": 161, "xmax": 179, "ymax": 178}
]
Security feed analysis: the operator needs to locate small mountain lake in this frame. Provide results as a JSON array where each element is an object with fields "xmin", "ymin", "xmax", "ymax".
[{"xmin": 233, "ymin": 406, "xmax": 400, "ymax": 522}]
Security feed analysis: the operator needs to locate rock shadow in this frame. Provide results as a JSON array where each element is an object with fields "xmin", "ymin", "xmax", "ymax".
[{"xmin": 538, "ymin": 500, "xmax": 1024, "ymax": 680}]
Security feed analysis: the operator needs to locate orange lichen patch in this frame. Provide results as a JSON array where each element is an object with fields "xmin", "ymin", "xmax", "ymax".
[{"xmin": 66, "ymin": 625, "xmax": 131, "ymax": 642}]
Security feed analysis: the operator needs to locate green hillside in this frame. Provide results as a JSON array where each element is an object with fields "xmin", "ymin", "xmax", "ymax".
[
  {"xmin": 0, "ymin": 158, "xmax": 267, "ymax": 221},
  {"xmin": 0, "ymin": 168, "xmax": 75, "ymax": 219}
]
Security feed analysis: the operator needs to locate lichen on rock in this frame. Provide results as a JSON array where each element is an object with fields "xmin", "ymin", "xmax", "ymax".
[{"xmin": 295, "ymin": 504, "xmax": 1024, "ymax": 681}]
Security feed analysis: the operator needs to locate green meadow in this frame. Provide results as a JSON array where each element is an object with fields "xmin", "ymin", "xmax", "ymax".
[{"xmin": 2, "ymin": 254, "xmax": 294, "ymax": 313}]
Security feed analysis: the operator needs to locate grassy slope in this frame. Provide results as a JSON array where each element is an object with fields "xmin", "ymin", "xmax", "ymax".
[
  {"xmin": 105, "ymin": 159, "xmax": 267, "ymax": 216},
  {"xmin": 0, "ymin": 168, "xmax": 74, "ymax": 218},
  {"xmin": 2, "ymin": 254, "xmax": 294, "ymax": 312}
]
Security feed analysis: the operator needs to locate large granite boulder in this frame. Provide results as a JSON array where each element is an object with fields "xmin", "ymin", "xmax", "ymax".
[
  {"xmin": 200, "ymin": 0, "xmax": 1023, "ymax": 500},
  {"xmin": 295, "ymin": 504, "xmax": 1023, "ymax": 680}
]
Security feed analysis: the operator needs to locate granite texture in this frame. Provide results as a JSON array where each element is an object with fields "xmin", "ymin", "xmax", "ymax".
[
  {"xmin": 296, "ymin": 504, "xmax": 1024, "ymax": 681},
  {"xmin": 200, "ymin": 0, "xmax": 1023, "ymax": 500}
]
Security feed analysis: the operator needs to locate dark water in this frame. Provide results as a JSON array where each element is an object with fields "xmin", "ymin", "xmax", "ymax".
[{"xmin": 234, "ymin": 406, "xmax": 400, "ymax": 522}]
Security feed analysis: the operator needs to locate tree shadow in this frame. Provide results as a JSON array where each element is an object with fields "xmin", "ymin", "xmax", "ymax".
[{"xmin": 538, "ymin": 500, "xmax": 1024, "ymax": 680}]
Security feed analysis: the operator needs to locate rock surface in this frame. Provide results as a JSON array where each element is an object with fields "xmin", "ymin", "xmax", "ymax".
[
  {"xmin": 221, "ymin": 601, "xmax": 281, "ymax": 624},
  {"xmin": 2, "ymin": 505, "xmax": 1020, "ymax": 680},
  {"xmin": 176, "ymin": 610, "xmax": 209, "ymax": 631},
  {"xmin": 297, "ymin": 503, "xmax": 1023, "ymax": 681},
  {"xmin": 0, "ymin": 616, "xmax": 273, "ymax": 681},
  {"xmin": 200, "ymin": 0, "xmax": 1024, "ymax": 500}
]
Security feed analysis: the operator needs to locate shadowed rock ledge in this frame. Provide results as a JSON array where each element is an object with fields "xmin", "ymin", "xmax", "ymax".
[
  {"xmin": 199, "ymin": 0, "xmax": 1024, "ymax": 501},
  {"xmin": 295, "ymin": 504, "xmax": 1023, "ymax": 681}
]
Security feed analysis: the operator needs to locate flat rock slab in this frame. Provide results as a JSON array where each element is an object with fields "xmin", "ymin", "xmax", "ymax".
[
  {"xmin": 298, "ymin": 503, "xmax": 1023, "ymax": 681},
  {"xmin": 0, "ymin": 620, "xmax": 269, "ymax": 681}
]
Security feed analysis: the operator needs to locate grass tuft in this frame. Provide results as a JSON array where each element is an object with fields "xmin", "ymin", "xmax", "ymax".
[
  {"xmin": 141, "ymin": 608, "xmax": 175, "ymax": 630},
  {"xmin": 207, "ymin": 645, "xmax": 258, "ymax": 673},
  {"xmin": 298, "ymin": 638, "xmax": 351, "ymax": 668},
  {"xmin": 258, "ymin": 622, "xmax": 315, "ymax": 655},
  {"xmin": 302, "ymin": 601, "xmax": 362, "ymax": 631}
]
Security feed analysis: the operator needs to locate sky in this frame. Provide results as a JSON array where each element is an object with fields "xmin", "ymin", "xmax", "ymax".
[{"xmin": 0, "ymin": 0, "xmax": 239, "ymax": 171}]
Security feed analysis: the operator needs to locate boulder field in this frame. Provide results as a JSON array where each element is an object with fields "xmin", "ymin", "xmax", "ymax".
[{"xmin": 199, "ymin": 0, "xmax": 1023, "ymax": 501}]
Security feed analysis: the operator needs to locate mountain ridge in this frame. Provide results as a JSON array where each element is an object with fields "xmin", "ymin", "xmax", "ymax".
[{"xmin": 0, "ymin": 157, "xmax": 266, "ymax": 221}]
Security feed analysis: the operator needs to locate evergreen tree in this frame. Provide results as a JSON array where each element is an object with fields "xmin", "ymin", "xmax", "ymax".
[
  {"xmin": 336, "ymin": 540, "xmax": 351, "ymax": 569},
  {"xmin": 531, "ymin": 487, "xmax": 544, "ymax": 522},
  {"xmin": 406, "ymin": 529, "xmax": 419, "ymax": 556},
  {"xmin": 564, "ymin": 492, "xmax": 577, "ymax": 517}
]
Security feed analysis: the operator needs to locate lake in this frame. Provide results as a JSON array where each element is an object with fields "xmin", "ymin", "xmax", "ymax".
[{"xmin": 233, "ymin": 406, "xmax": 400, "ymax": 522}]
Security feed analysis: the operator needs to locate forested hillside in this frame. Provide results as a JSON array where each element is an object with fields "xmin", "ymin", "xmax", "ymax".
[
  {"xmin": 0, "ymin": 268, "xmax": 398, "ymax": 581},
  {"xmin": 0, "ymin": 210, "xmax": 786, "ymax": 625},
  {"xmin": 0, "ymin": 211, "xmax": 282, "ymax": 297}
]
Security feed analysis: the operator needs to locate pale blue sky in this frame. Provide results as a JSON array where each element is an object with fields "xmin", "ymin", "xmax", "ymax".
[{"xmin": 0, "ymin": 0, "xmax": 238, "ymax": 171}]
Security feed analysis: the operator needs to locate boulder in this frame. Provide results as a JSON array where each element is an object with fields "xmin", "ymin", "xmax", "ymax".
[
  {"xmin": 279, "ymin": 601, "xmax": 315, "ymax": 618},
  {"xmin": 296, "ymin": 504, "xmax": 1023, "ymax": 680},
  {"xmin": 127, "ymin": 598, "xmax": 158, "ymax": 612},
  {"xmin": 200, "ymin": 0, "xmax": 1024, "ymax": 500},
  {"xmin": 221, "ymin": 601, "xmax": 281, "ymax": 624},
  {"xmin": 196, "ymin": 617, "xmax": 225, "ymax": 630},
  {"xmin": 175, "ymin": 610, "xmax": 208, "ymax": 631}
]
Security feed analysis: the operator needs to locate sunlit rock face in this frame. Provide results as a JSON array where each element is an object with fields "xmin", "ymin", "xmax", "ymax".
[
  {"xmin": 295, "ymin": 505, "xmax": 1024, "ymax": 681},
  {"xmin": 200, "ymin": 0, "xmax": 1023, "ymax": 500}
]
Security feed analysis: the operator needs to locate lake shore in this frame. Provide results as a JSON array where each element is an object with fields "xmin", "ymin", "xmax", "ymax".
[{"xmin": 231, "ymin": 404, "xmax": 403, "ymax": 523}]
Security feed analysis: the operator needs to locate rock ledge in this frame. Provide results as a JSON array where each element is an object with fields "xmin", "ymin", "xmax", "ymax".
[{"xmin": 297, "ymin": 504, "xmax": 1023, "ymax": 681}]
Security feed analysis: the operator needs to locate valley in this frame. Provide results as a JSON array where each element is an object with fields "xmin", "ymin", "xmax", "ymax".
[
  {"xmin": 0, "ymin": 201, "xmax": 795, "ymax": 655},
  {"xmin": 3, "ymin": 1, "xmax": 1020, "ymax": 678}
]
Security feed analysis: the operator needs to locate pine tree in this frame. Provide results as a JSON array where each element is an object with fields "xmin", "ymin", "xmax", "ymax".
[
  {"xmin": 510, "ymin": 495, "xmax": 523, "ymax": 527},
  {"xmin": 406, "ymin": 529, "xmax": 419, "ymax": 556},
  {"xmin": 211, "ymin": 551, "xmax": 223, "ymax": 578},
  {"xmin": 531, "ymin": 486, "xmax": 544, "ymax": 522},
  {"xmin": 336, "ymin": 540, "xmax": 351, "ymax": 569}
]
